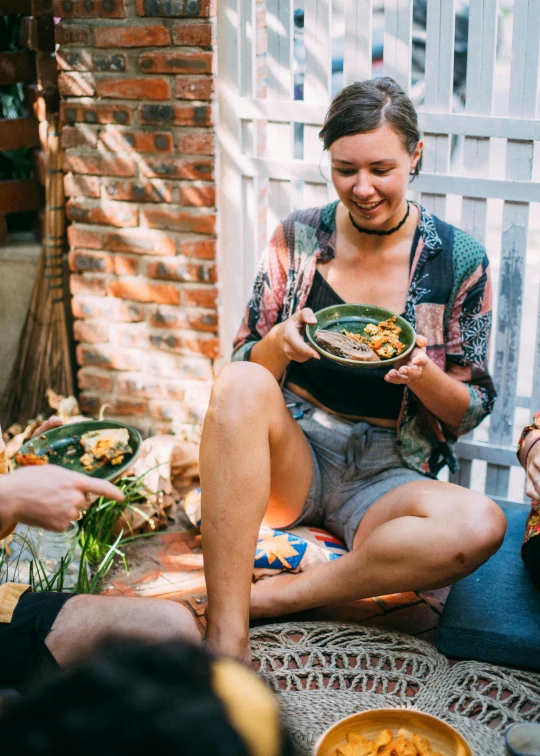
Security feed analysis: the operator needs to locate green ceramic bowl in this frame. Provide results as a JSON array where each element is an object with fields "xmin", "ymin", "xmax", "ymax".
[
  {"xmin": 305, "ymin": 304, "xmax": 416, "ymax": 368},
  {"xmin": 13, "ymin": 420, "xmax": 142, "ymax": 481}
]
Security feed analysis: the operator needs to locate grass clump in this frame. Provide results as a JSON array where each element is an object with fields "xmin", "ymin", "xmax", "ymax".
[{"xmin": 1, "ymin": 471, "xmax": 167, "ymax": 595}]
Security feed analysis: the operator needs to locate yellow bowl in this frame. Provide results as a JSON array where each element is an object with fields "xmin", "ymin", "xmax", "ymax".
[{"xmin": 313, "ymin": 708, "xmax": 473, "ymax": 756}]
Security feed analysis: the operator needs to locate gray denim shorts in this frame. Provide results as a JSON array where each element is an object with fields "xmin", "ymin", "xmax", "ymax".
[{"xmin": 283, "ymin": 388, "xmax": 427, "ymax": 550}]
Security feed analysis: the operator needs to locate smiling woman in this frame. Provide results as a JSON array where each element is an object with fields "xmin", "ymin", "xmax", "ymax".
[
  {"xmin": 328, "ymin": 122, "xmax": 420, "ymax": 245},
  {"xmin": 200, "ymin": 78, "xmax": 505, "ymax": 664}
]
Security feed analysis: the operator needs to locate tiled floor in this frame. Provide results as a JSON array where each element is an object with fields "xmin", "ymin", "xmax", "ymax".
[{"xmin": 104, "ymin": 509, "xmax": 450, "ymax": 644}]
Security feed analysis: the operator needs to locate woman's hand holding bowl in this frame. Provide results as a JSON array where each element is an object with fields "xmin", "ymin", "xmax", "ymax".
[
  {"xmin": 276, "ymin": 308, "xmax": 321, "ymax": 363},
  {"xmin": 384, "ymin": 334, "xmax": 428, "ymax": 385}
]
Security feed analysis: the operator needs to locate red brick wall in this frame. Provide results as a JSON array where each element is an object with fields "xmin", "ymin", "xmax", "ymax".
[{"xmin": 54, "ymin": 0, "xmax": 218, "ymax": 435}]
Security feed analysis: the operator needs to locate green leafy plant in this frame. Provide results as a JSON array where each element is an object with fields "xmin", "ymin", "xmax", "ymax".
[
  {"xmin": 1, "ymin": 463, "xmax": 194, "ymax": 595},
  {"xmin": 0, "ymin": 468, "xmax": 182, "ymax": 595},
  {"xmin": 75, "ymin": 473, "xmax": 150, "ymax": 593}
]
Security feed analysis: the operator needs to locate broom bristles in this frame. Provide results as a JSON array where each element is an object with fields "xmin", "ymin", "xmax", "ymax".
[{"xmin": 1, "ymin": 114, "xmax": 74, "ymax": 428}]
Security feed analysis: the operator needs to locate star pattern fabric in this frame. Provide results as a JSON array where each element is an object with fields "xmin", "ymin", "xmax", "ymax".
[
  {"xmin": 255, "ymin": 530, "xmax": 307, "ymax": 570},
  {"xmin": 183, "ymin": 488, "xmax": 347, "ymax": 576}
]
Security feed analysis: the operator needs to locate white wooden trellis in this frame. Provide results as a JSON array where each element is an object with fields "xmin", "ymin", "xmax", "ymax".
[{"xmin": 217, "ymin": 0, "xmax": 540, "ymax": 509}]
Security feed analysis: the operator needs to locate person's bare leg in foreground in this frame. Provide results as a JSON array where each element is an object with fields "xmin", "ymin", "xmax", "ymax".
[{"xmin": 46, "ymin": 597, "xmax": 201, "ymax": 667}]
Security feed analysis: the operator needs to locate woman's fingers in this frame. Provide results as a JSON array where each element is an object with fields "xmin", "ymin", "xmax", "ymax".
[
  {"xmin": 31, "ymin": 415, "xmax": 63, "ymax": 438},
  {"xmin": 412, "ymin": 351, "xmax": 428, "ymax": 366},
  {"xmin": 385, "ymin": 369, "xmax": 405, "ymax": 384},
  {"xmin": 297, "ymin": 307, "xmax": 318, "ymax": 325},
  {"xmin": 416, "ymin": 334, "xmax": 428, "ymax": 349},
  {"xmin": 72, "ymin": 472, "xmax": 125, "ymax": 503},
  {"xmin": 283, "ymin": 327, "xmax": 320, "ymax": 360},
  {"xmin": 385, "ymin": 364, "xmax": 424, "ymax": 384},
  {"xmin": 282, "ymin": 310, "xmax": 320, "ymax": 360}
]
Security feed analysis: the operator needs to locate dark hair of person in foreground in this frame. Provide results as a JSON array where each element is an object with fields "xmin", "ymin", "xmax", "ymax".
[{"xmin": 0, "ymin": 639, "xmax": 295, "ymax": 756}]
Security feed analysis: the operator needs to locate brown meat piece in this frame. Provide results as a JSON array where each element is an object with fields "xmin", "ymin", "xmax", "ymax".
[{"xmin": 314, "ymin": 330, "xmax": 380, "ymax": 362}]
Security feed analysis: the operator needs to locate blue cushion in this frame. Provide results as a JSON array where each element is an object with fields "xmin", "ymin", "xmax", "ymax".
[{"xmin": 436, "ymin": 506, "xmax": 540, "ymax": 670}]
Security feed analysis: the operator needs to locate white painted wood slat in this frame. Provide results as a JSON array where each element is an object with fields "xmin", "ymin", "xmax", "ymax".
[
  {"xmin": 303, "ymin": 0, "xmax": 332, "ymax": 205},
  {"xmin": 383, "ymin": 0, "xmax": 413, "ymax": 92},
  {"xmin": 460, "ymin": 0, "xmax": 497, "ymax": 245},
  {"xmin": 420, "ymin": 0, "xmax": 455, "ymax": 220},
  {"xmin": 486, "ymin": 0, "xmax": 540, "ymax": 500},
  {"xmin": 229, "ymin": 91, "xmax": 540, "ymax": 139},
  {"xmin": 267, "ymin": 0, "xmax": 294, "ymax": 229},
  {"xmin": 218, "ymin": 0, "xmax": 248, "ymax": 361},
  {"xmin": 450, "ymin": 0, "xmax": 497, "ymax": 488},
  {"xmin": 267, "ymin": 0, "xmax": 294, "ymax": 99},
  {"xmin": 240, "ymin": 0, "xmax": 256, "ymax": 97},
  {"xmin": 343, "ymin": 0, "xmax": 373, "ymax": 85}
]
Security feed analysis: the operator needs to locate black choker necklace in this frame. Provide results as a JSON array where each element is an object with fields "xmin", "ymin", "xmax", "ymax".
[{"xmin": 349, "ymin": 201, "xmax": 410, "ymax": 236}]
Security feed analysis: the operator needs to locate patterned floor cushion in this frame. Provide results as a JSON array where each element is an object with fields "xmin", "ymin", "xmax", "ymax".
[{"xmin": 183, "ymin": 488, "xmax": 347, "ymax": 578}]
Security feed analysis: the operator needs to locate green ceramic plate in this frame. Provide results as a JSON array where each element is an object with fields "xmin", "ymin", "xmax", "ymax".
[
  {"xmin": 12, "ymin": 420, "xmax": 142, "ymax": 481},
  {"xmin": 305, "ymin": 303, "xmax": 416, "ymax": 368}
]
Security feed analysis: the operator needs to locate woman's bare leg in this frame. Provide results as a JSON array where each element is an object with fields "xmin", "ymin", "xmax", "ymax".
[
  {"xmin": 250, "ymin": 479, "xmax": 507, "ymax": 617},
  {"xmin": 200, "ymin": 362, "xmax": 314, "ymax": 662}
]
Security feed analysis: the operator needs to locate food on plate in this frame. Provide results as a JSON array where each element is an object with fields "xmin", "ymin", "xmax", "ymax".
[
  {"xmin": 79, "ymin": 428, "xmax": 131, "ymax": 470},
  {"xmin": 342, "ymin": 315, "xmax": 406, "ymax": 360},
  {"xmin": 314, "ymin": 316, "xmax": 408, "ymax": 363},
  {"xmin": 314, "ymin": 330, "xmax": 380, "ymax": 362},
  {"xmin": 14, "ymin": 452, "xmax": 49, "ymax": 466},
  {"xmin": 332, "ymin": 727, "xmax": 442, "ymax": 756}
]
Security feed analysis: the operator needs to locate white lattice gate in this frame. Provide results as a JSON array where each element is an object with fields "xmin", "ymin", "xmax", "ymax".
[{"xmin": 217, "ymin": 0, "xmax": 540, "ymax": 507}]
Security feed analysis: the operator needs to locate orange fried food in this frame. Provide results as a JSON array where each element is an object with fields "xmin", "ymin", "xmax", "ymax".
[
  {"xmin": 342, "ymin": 316, "xmax": 406, "ymax": 360},
  {"xmin": 331, "ymin": 726, "xmax": 443, "ymax": 756},
  {"xmin": 15, "ymin": 452, "xmax": 49, "ymax": 466}
]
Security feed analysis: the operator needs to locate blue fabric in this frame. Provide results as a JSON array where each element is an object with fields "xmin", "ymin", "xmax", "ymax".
[{"xmin": 436, "ymin": 506, "xmax": 540, "ymax": 670}]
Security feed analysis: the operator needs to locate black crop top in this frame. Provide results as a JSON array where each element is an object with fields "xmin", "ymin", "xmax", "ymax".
[{"xmin": 286, "ymin": 272, "xmax": 406, "ymax": 418}]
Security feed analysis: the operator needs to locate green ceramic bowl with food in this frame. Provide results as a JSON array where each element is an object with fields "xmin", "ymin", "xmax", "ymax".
[
  {"xmin": 12, "ymin": 420, "xmax": 142, "ymax": 482},
  {"xmin": 305, "ymin": 303, "xmax": 416, "ymax": 368}
]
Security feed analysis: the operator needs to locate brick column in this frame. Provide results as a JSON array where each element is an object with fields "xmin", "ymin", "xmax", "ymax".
[{"xmin": 54, "ymin": 0, "xmax": 217, "ymax": 435}]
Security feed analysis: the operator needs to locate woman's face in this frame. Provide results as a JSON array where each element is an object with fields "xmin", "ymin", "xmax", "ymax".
[{"xmin": 329, "ymin": 122, "xmax": 422, "ymax": 232}]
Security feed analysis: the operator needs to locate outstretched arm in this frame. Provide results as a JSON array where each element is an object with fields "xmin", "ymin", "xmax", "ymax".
[{"xmin": 0, "ymin": 466, "xmax": 124, "ymax": 537}]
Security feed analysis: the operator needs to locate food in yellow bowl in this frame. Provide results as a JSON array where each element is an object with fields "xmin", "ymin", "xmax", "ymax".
[
  {"xmin": 331, "ymin": 726, "xmax": 441, "ymax": 755},
  {"xmin": 314, "ymin": 709, "xmax": 472, "ymax": 756}
]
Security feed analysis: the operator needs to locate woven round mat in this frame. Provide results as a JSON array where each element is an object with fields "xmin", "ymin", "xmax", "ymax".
[{"xmin": 250, "ymin": 622, "xmax": 540, "ymax": 755}]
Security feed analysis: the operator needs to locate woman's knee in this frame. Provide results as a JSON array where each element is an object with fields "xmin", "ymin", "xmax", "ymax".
[
  {"xmin": 207, "ymin": 362, "xmax": 282, "ymax": 423},
  {"xmin": 451, "ymin": 494, "xmax": 506, "ymax": 569}
]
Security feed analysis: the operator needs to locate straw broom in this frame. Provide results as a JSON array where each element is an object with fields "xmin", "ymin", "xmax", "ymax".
[{"xmin": 1, "ymin": 114, "xmax": 74, "ymax": 428}]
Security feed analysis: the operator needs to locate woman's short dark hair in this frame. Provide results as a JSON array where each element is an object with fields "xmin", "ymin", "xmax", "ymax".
[{"xmin": 319, "ymin": 77, "xmax": 422, "ymax": 178}]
